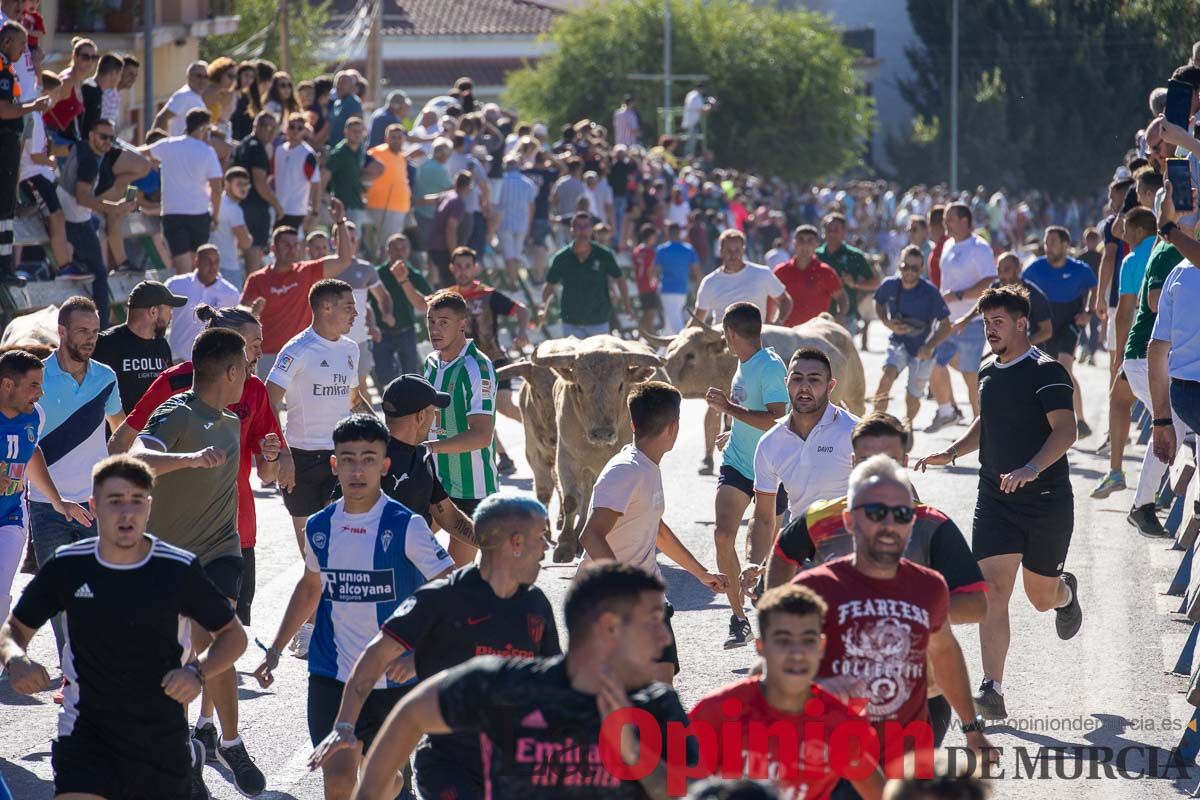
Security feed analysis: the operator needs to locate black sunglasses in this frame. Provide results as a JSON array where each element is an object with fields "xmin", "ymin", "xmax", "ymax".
[{"xmin": 852, "ymin": 503, "xmax": 915, "ymax": 524}]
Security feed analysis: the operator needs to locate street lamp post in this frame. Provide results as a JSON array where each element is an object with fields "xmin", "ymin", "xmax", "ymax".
[{"xmin": 950, "ymin": 0, "xmax": 959, "ymax": 193}]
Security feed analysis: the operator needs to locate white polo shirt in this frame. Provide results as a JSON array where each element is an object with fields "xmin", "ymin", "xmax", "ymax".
[
  {"xmin": 165, "ymin": 271, "xmax": 241, "ymax": 361},
  {"xmin": 580, "ymin": 444, "xmax": 665, "ymax": 579},
  {"xmin": 752, "ymin": 402, "xmax": 858, "ymax": 516}
]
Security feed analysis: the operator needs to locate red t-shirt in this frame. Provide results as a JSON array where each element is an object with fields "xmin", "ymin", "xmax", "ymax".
[
  {"xmin": 928, "ymin": 236, "xmax": 948, "ymax": 288},
  {"xmin": 774, "ymin": 257, "xmax": 844, "ymax": 327},
  {"xmin": 793, "ymin": 557, "xmax": 948, "ymax": 738},
  {"xmin": 689, "ymin": 680, "xmax": 878, "ymax": 799},
  {"xmin": 633, "ymin": 243, "xmax": 657, "ymax": 293},
  {"xmin": 126, "ymin": 362, "xmax": 285, "ymax": 548},
  {"xmin": 241, "ymin": 260, "xmax": 324, "ymax": 354}
]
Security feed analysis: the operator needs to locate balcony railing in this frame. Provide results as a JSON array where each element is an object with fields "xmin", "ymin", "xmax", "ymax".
[{"xmin": 57, "ymin": 0, "xmax": 235, "ymax": 34}]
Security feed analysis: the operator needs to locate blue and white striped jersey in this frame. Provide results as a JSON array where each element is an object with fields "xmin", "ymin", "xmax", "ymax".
[{"xmin": 304, "ymin": 494, "xmax": 454, "ymax": 686}]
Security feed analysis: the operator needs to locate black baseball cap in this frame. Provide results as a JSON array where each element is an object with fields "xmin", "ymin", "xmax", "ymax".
[
  {"xmin": 127, "ymin": 280, "xmax": 188, "ymax": 309},
  {"xmin": 381, "ymin": 374, "xmax": 451, "ymax": 418}
]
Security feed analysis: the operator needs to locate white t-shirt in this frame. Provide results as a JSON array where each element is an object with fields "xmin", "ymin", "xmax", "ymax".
[
  {"xmin": 682, "ymin": 89, "xmax": 705, "ymax": 129},
  {"xmin": 752, "ymin": 403, "xmax": 857, "ymax": 517},
  {"xmin": 164, "ymin": 271, "xmax": 242, "ymax": 361},
  {"xmin": 211, "ymin": 196, "xmax": 246, "ymax": 282},
  {"xmin": 148, "ymin": 135, "xmax": 223, "ymax": 216},
  {"xmin": 0, "ymin": 12, "xmax": 36, "ymax": 100},
  {"xmin": 163, "ymin": 86, "xmax": 205, "ymax": 137},
  {"xmin": 580, "ymin": 444, "xmax": 665, "ymax": 579},
  {"xmin": 19, "ymin": 114, "xmax": 53, "ymax": 182},
  {"xmin": 275, "ymin": 141, "xmax": 321, "ymax": 216},
  {"xmin": 695, "ymin": 263, "xmax": 787, "ymax": 324},
  {"xmin": 940, "ymin": 234, "xmax": 996, "ymax": 318},
  {"xmin": 266, "ymin": 327, "xmax": 360, "ymax": 450}
]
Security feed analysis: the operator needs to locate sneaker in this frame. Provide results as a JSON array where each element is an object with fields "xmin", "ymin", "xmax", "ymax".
[
  {"xmin": 112, "ymin": 260, "xmax": 144, "ymax": 274},
  {"xmin": 290, "ymin": 621, "xmax": 313, "ymax": 658},
  {"xmin": 698, "ymin": 457, "xmax": 714, "ymax": 476},
  {"xmin": 1090, "ymin": 471, "xmax": 1126, "ymax": 499},
  {"xmin": 189, "ymin": 738, "xmax": 210, "ymax": 800},
  {"xmin": 1095, "ymin": 434, "xmax": 1111, "ymax": 457},
  {"xmin": 216, "ymin": 739, "xmax": 266, "ymax": 797},
  {"xmin": 1077, "ymin": 420, "xmax": 1092, "ymax": 439},
  {"xmin": 1055, "ymin": 572, "xmax": 1082, "ymax": 640},
  {"xmin": 924, "ymin": 411, "xmax": 956, "ymax": 433},
  {"xmin": 1156, "ymin": 490, "xmax": 1173, "ymax": 512},
  {"xmin": 974, "ymin": 679, "xmax": 1007, "ymax": 720},
  {"xmin": 953, "ymin": 406, "xmax": 964, "ymax": 422},
  {"xmin": 723, "ymin": 615, "xmax": 752, "ymax": 649},
  {"xmin": 0, "ymin": 271, "xmax": 25, "ymax": 287},
  {"xmin": 193, "ymin": 721, "xmax": 219, "ymax": 763},
  {"xmin": 54, "ymin": 261, "xmax": 92, "ymax": 281},
  {"xmin": 496, "ymin": 453, "xmax": 517, "ymax": 475},
  {"xmin": 1128, "ymin": 504, "xmax": 1171, "ymax": 538}
]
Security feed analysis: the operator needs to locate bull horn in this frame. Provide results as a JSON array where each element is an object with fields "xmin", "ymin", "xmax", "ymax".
[
  {"xmin": 639, "ymin": 328, "xmax": 676, "ymax": 348},
  {"xmin": 495, "ymin": 360, "xmax": 533, "ymax": 380},
  {"xmin": 530, "ymin": 353, "xmax": 577, "ymax": 369},
  {"xmin": 622, "ymin": 352, "xmax": 665, "ymax": 368},
  {"xmin": 686, "ymin": 307, "xmax": 716, "ymax": 334}
]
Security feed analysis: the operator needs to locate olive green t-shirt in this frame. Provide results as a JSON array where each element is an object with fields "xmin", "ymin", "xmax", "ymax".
[
  {"xmin": 141, "ymin": 392, "xmax": 242, "ymax": 564},
  {"xmin": 817, "ymin": 242, "xmax": 873, "ymax": 308},
  {"xmin": 546, "ymin": 242, "xmax": 622, "ymax": 325},
  {"xmin": 1124, "ymin": 241, "xmax": 1184, "ymax": 361},
  {"xmin": 372, "ymin": 261, "xmax": 434, "ymax": 332}
]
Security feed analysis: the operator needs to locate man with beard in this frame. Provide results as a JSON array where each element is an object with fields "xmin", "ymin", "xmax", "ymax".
[
  {"xmin": 917, "ymin": 285, "xmax": 1081, "ymax": 721},
  {"xmin": 792, "ymin": 455, "xmax": 991, "ymax": 777},
  {"xmin": 93, "ymin": 280, "xmax": 188, "ymax": 413}
]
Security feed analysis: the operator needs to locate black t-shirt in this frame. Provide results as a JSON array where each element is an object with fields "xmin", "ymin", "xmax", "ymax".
[
  {"xmin": 436, "ymin": 654, "xmax": 696, "ymax": 798},
  {"xmin": 234, "ymin": 135, "xmax": 272, "ymax": 208},
  {"xmin": 12, "ymin": 535, "xmax": 234, "ymax": 738},
  {"xmin": 80, "ymin": 79, "xmax": 103, "ymax": 139},
  {"xmin": 332, "ymin": 438, "xmax": 448, "ymax": 523},
  {"xmin": 1102, "ymin": 214, "xmax": 1128, "ymax": 309},
  {"xmin": 92, "ymin": 324, "xmax": 175, "ymax": 414},
  {"xmin": 0, "ymin": 64, "xmax": 21, "ymax": 134},
  {"xmin": 383, "ymin": 566, "xmax": 561, "ymax": 784},
  {"xmin": 608, "ymin": 160, "xmax": 635, "ymax": 199},
  {"xmin": 524, "ymin": 167, "xmax": 559, "ymax": 222},
  {"xmin": 977, "ymin": 347, "xmax": 1074, "ymax": 486}
]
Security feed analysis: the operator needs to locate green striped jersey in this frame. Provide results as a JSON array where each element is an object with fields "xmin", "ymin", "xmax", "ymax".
[{"xmin": 423, "ymin": 340, "xmax": 498, "ymax": 500}]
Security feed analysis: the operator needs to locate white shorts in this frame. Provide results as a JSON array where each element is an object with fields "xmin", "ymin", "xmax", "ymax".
[
  {"xmin": 499, "ymin": 231, "xmax": 524, "ymax": 261},
  {"xmin": 1106, "ymin": 312, "xmax": 1117, "ymax": 351}
]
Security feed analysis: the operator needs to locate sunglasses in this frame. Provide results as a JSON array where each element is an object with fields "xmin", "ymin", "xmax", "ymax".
[{"xmin": 852, "ymin": 503, "xmax": 915, "ymax": 524}]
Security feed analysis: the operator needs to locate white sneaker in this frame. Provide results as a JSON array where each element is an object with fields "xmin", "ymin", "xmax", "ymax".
[{"xmin": 290, "ymin": 622, "xmax": 313, "ymax": 659}]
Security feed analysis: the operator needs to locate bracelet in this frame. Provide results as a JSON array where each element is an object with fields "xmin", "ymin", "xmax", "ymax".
[
  {"xmin": 184, "ymin": 662, "xmax": 205, "ymax": 686},
  {"xmin": 1153, "ymin": 417, "xmax": 1175, "ymax": 427},
  {"xmin": 261, "ymin": 453, "xmax": 279, "ymax": 462},
  {"xmin": 947, "ymin": 445, "xmax": 957, "ymax": 466},
  {"xmin": 1024, "ymin": 462, "xmax": 1041, "ymax": 475},
  {"xmin": 334, "ymin": 722, "xmax": 355, "ymax": 736}
]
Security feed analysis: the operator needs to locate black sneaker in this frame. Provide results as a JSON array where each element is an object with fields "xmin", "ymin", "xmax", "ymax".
[
  {"xmin": 1077, "ymin": 420, "xmax": 1092, "ymax": 439},
  {"xmin": 723, "ymin": 615, "xmax": 752, "ymax": 649},
  {"xmin": 216, "ymin": 739, "xmax": 266, "ymax": 797},
  {"xmin": 189, "ymin": 738, "xmax": 210, "ymax": 800},
  {"xmin": 193, "ymin": 722, "xmax": 218, "ymax": 763},
  {"xmin": 1056, "ymin": 572, "xmax": 1082, "ymax": 640},
  {"xmin": 1128, "ymin": 504, "xmax": 1170, "ymax": 538},
  {"xmin": 698, "ymin": 457, "xmax": 714, "ymax": 476},
  {"xmin": 974, "ymin": 679, "xmax": 1007, "ymax": 720},
  {"xmin": 496, "ymin": 453, "xmax": 516, "ymax": 475}
]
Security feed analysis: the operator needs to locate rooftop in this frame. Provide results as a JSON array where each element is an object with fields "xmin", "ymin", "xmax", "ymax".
[{"xmin": 330, "ymin": 0, "xmax": 561, "ymax": 37}]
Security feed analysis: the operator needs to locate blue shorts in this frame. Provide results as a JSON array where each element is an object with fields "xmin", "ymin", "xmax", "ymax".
[
  {"xmin": 884, "ymin": 342, "xmax": 935, "ymax": 398},
  {"xmin": 935, "ymin": 319, "xmax": 986, "ymax": 373},
  {"xmin": 717, "ymin": 464, "xmax": 788, "ymax": 516}
]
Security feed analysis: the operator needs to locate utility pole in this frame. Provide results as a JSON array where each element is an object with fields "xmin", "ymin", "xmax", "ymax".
[
  {"xmin": 142, "ymin": 0, "xmax": 153, "ymax": 141},
  {"xmin": 663, "ymin": 0, "xmax": 672, "ymax": 136},
  {"xmin": 949, "ymin": 0, "xmax": 959, "ymax": 193},
  {"xmin": 366, "ymin": 0, "xmax": 382, "ymax": 104},
  {"xmin": 279, "ymin": 0, "xmax": 291, "ymax": 75}
]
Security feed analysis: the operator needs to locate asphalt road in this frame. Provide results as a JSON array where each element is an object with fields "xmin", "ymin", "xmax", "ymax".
[{"xmin": 2, "ymin": 325, "xmax": 1198, "ymax": 798}]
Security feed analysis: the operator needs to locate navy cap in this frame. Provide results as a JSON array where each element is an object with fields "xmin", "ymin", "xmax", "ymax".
[{"xmin": 381, "ymin": 374, "xmax": 451, "ymax": 418}]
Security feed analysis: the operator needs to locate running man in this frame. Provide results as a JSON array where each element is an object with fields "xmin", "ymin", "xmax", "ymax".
[
  {"xmin": 917, "ymin": 285, "xmax": 1082, "ymax": 720},
  {"xmin": 689, "ymin": 584, "xmax": 887, "ymax": 799},
  {"xmin": 954, "ymin": 251, "xmax": 1053, "ymax": 349},
  {"xmin": 252, "ymin": 414, "xmax": 454, "ymax": 800},
  {"xmin": 0, "ymin": 454, "xmax": 247, "ymax": 800},
  {"xmin": 423, "ymin": 290, "xmax": 499, "ymax": 565},
  {"xmin": 308, "ymin": 493, "xmax": 560, "ymax": 800},
  {"xmin": 701, "ymin": 302, "xmax": 788, "ymax": 648},
  {"xmin": 579, "ymin": 381, "xmax": 728, "ymax": 682},
  {"xmin": 0, "ymin": 350, "xmax": 93, "ymax": 623},
  {"xmin": 352, "ymin": 561, "xmax": 699, "ymax": 800}
]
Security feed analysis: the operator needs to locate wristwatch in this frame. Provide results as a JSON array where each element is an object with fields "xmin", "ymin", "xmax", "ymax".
[
  {"xmin": 184, "ymin": 662, "xmax": 205, "ymax": 686},
  {"xmin": 962, "ymin": 715, "xmax": 986, "ymax": 734},
  {"xmin": 334, "ymin": 722, "xmax": 356, "ymax": 738},
  {"xmin": 1153, "ymin": 417, "xmax": 1175, "ymax": 427}
]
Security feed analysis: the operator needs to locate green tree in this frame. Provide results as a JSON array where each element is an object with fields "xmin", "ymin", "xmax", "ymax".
[
  {"xmin": 505, "ymin": 0, "xmax": 873, "ymax": 181},
  {"xmin": 888, "ymin": 0, "xmax": 1200, "ymax": 195},
  {"xmin": 201, "ymin": 0, "xmax": 332, "ymax": 83}
]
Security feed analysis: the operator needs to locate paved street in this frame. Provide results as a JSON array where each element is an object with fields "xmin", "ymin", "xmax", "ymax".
[{"xmin": 2, "ymin": 326, "xmax": 1198, "ymax": 798}]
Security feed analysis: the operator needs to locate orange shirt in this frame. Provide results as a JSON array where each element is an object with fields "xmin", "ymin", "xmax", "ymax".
[{"xmin": 365, "ymin": 144, "xmax": 411, "ymax": 212}]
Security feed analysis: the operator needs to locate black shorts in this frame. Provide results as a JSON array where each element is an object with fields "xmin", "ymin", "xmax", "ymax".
[
  {"xmin": 162, "ymin": 213, "xmax": 212, "ymax": 257},
  {"xmin": 717, "ymin": 464, "xmax": 788, "ymax": 516},
  {"xmin": 307, "ymin": 674, "xmax": 407, "ymax": 750},
  {"xmin": 494, "ymin": 356, "xmax": 513, "ymax": 391},
  {"xmin": 279, "ymin": 213, "xmax": 305, "ymax": 231},
  {"xmin": 21, "ymin": 174, "xmax": 60, "ymax": 214},
  {"xmin": 1042, "ymin": 325, "xmax": 1080, "ymax": 360},
  {"xmin": 53, "ymin": 725, "xmax": 191, "ymax": 800},
  {"xmin": 203, "ymin": 554, "xmax": 244, "ymax": 601},
  {"xmin": 972, "ymin": 477, "xmax": 1074, "ymax": 577},
  {"xmin": 639, "ymin": 291, "xmax": 662, "ymax": 311},
  {"xmin": 414, "ymin": 744, "xmax": 481, "ymax": 799},
  {"xmin": 283, "ymin": 448, "xmax": 337, "ymax": 517},
  {"xmin": 451, "ymin": 496, "xmax": 482, "ymax": 517},
  {"xmin": 657, "ymin": 600, "xmax": 679, "ymax": 675},
  {"xmin": 236, "ymin": 547, "xmax": 255, "ymax": 625},
  {"xmin": 242, "ymin": 204, "xmax": 271, "ymax": 248}
]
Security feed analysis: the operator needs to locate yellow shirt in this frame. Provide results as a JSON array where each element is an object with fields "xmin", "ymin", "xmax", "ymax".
[{"xmin": 365, "ymin": 144, "xmax": 411, "ymax": 212}]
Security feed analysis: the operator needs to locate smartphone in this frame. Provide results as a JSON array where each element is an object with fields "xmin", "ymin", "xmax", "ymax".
[
  {"xmin": 1167, "ymin": 158, "xmax": 1194, "ymax": 212},
  {"xmin": 124, "ymin": 186, "xmax": 137, "ymax": 203},
  {"xmin": 1166, "ymin": 79, "xmax": 1193, "ymax": 129}
]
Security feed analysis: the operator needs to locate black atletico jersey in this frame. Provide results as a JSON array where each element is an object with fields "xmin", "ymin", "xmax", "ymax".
[
  {"xmin": 12, "ymin": 535, "xmax": 235, "ymax": 741},
  {"xmin": 382, "ymin": 565, "xmax": 561, "ymax": 785},
  {"xmin": 436, "ymin": 654, "xmax": 698, "ymax": 799}
]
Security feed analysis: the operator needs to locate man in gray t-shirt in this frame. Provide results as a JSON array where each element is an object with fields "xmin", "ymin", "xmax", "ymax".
[{"xmin": 333, "ymin": 223, "xmax": 392, "ymax": 390}]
